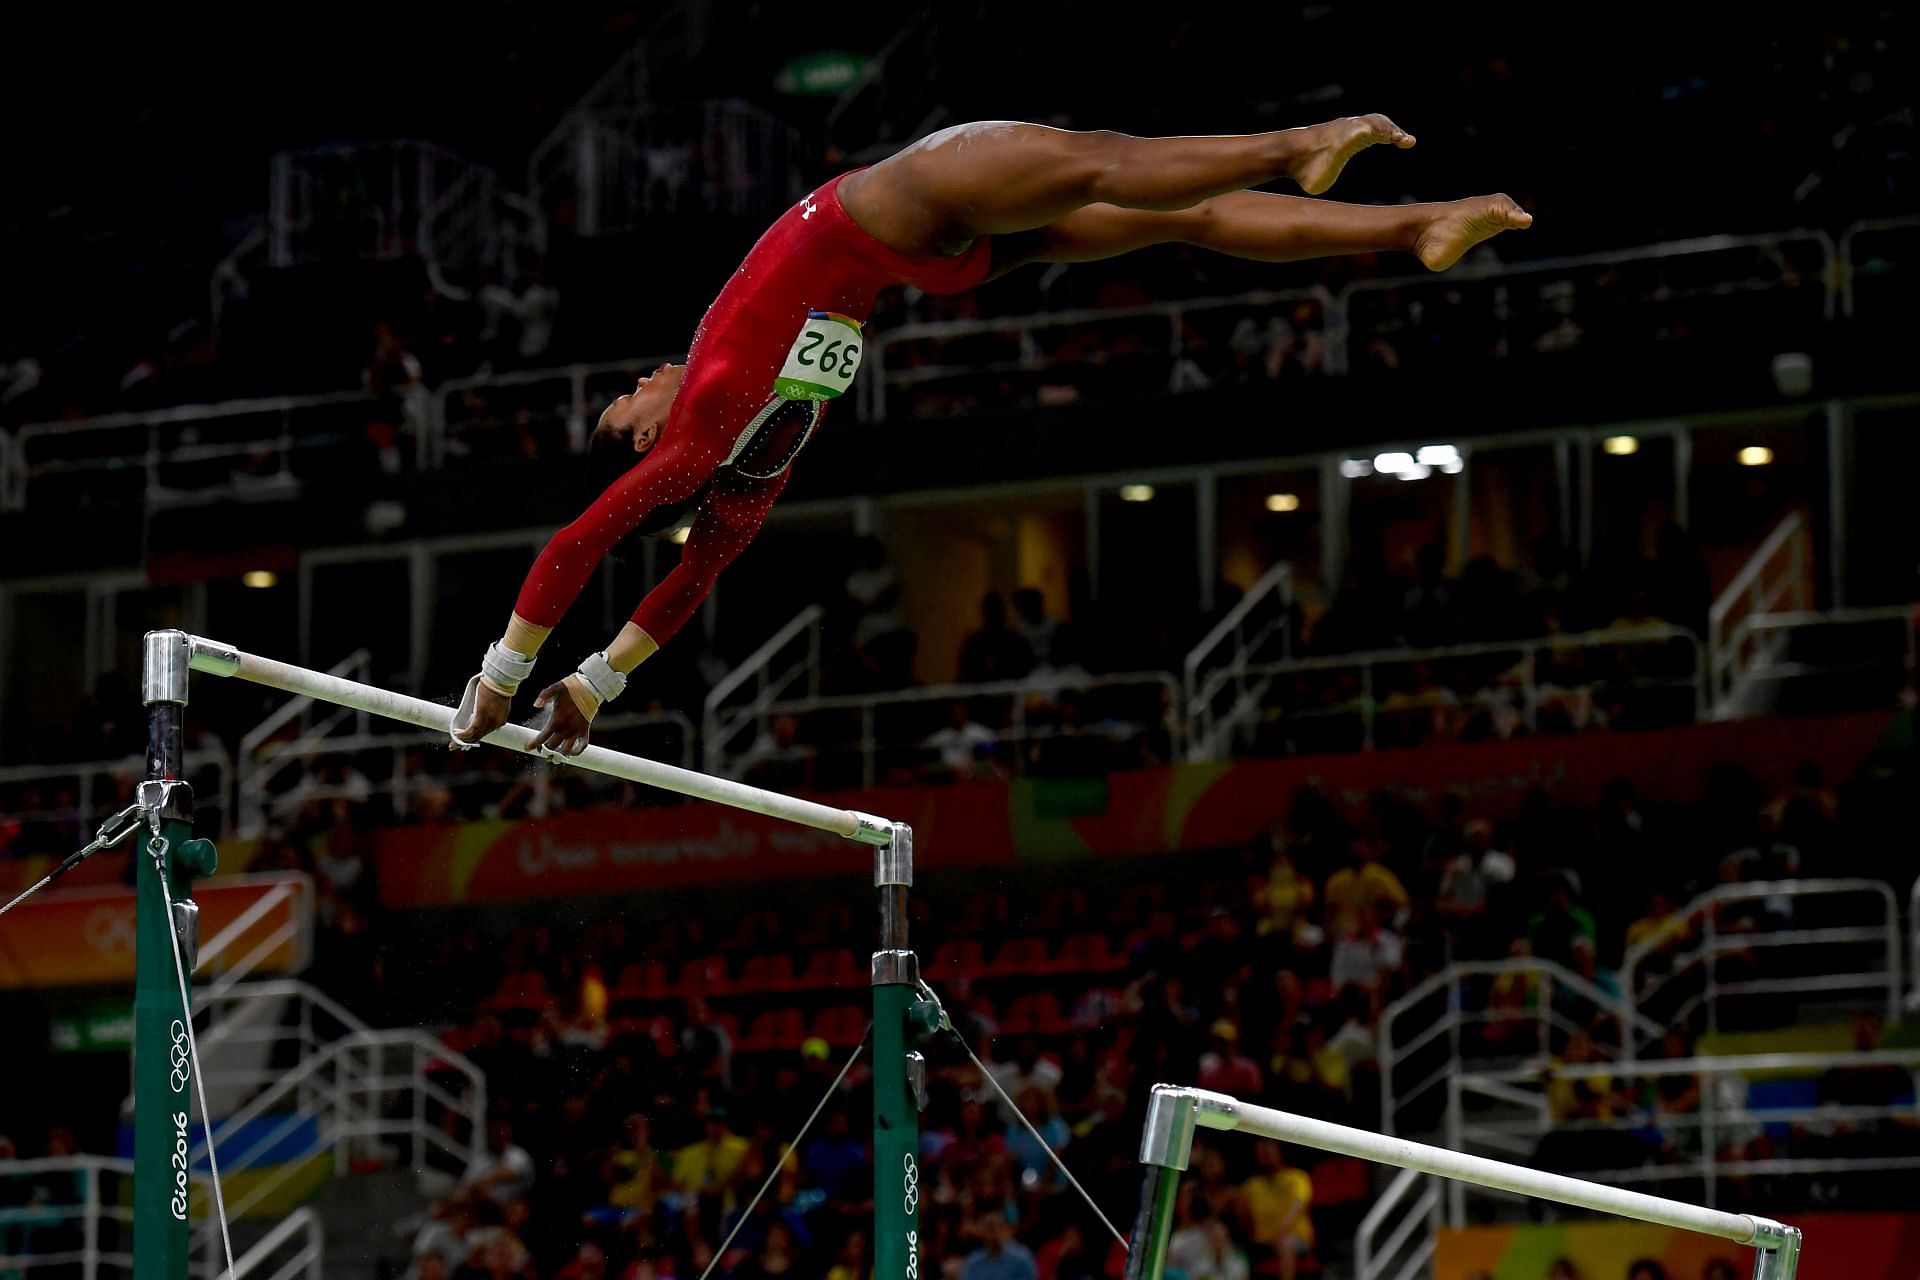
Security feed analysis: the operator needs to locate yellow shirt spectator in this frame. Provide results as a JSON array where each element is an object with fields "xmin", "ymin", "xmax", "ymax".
[
  {"xmin": 1258, "ymin": 859, "xmax": 1316, "ymax": 937},
  {"xmin": 1324, "ymin": 858, "xmax": 1409, "ymax": 930},
  {"xmin": 672, "ymin": 1130, "xmax": 751, "ymax": 1197},
  {"xmin": 1243, "ymin": 1164, "xmax": 1314, "ymax": 1248}
]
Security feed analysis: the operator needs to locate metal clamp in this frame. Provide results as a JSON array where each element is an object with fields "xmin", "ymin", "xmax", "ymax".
[
  {"xmin": 137, "ymin": 780, "xmax": 194, "ymax": 833},
  {"xmin": 872, "ymin": 949, "xmax": 919, "ymax": 987},
  {"xmin": 874, "ymin": 823, "xmax": 913, "ymax": 887},
  {"xmin": 850, "ymin": 810, "xmax": 895, "ymax": 848},
  {"xmin": 141, "ymin": 631, "xmax": 192, "ymax": 707}
]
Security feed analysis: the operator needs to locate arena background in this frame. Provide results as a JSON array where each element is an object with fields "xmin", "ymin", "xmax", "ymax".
[{"xmin": 1, "ymin": 6, "xmax": 1917, "ymax": 1280}]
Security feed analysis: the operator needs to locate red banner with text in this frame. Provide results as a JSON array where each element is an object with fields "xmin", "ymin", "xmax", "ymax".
[{"xmin": 371, "ymin": 712, "xmax": 1901, "ymax": 907}]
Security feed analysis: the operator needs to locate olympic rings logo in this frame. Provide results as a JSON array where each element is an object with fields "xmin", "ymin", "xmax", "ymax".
[
  {"xmin": 902, "ymin": 1152, "xmax": 919, "ymax": 1216},
  {"xmin": 169, "ymin": 1019, "xmax": 191, "ymax": 1092},
  {"xmin": 85, "ymin": 905, "xmax": 137, "ymax": 955}
]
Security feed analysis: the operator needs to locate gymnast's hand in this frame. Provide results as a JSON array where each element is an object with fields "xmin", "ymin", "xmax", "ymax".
[
  {"xmin": 531, "ymin": 679, "xmax": 594, "ymax": 757},
  {"xmin": 451, "ymin": 680, "xmax": 514, "ymax": 748}
]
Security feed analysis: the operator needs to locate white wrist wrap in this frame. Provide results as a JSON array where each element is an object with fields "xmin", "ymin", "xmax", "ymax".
[
  {"xmin": 574, "ymin": 652, "xmax": 627, "ymax": 710},
  {"xmin": 481, "ymin": 641, "xmax": 537, "ymax": 694}
]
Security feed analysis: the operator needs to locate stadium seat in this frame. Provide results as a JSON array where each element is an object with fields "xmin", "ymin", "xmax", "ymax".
[
  {"xmin": 988, "ymin": 935, "xmax": 1051, "ymax": 976},
  {"xmin": 796, "ymin": 948, "xmax": 862, "ymax": 989},
  {"xmin": 810, "ymin": 1004, "xmax": 868, "ymax": 1047},
  {"xmin": 739, "ymin": 1007, "xmax": 806, "ymax": 1053},
  {"xmin": 928, "ymin": 938, "xmax": 986, "ymax": 977},
  {"xmin": 676, "ymin": 955, "xmax": 732, "ymax": 995},
  {"xmin": 736, "ymin": 953, "xmax": 797, "ymax": 992},
  {"xmin": 1001, "ymin": 992, "xmax": 1067, "ymax": 1034},
  {"xmin": 613, "ymin": 961, "xmax": 672, "ymax": 1000},
  {"xmin": 1054, "ymin": 932, "xmax": 1124, "ymax": 973}
]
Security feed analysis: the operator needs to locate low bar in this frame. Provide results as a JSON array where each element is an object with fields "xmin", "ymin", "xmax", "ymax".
[
  {"xmin": 1133, "ymin": 1087, "xmax": 1800, "ymax": 1279},
  {"xmin": 173, "ymin": 631, "xmax": 893, "ymax": 845}
]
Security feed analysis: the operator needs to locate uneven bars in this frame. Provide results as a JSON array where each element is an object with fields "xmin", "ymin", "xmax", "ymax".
[
  {"xmin": 170, "ymin": 632, "xmax": 893, "ymax": 845},
  {"xmin": 1138, "ymin": 1086, "xmax": 1800, "ymax": 1252}
]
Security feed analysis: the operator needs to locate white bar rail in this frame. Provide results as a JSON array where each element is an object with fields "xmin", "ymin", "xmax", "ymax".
[
  {"xmin": 1131, "ymin": 1085, "xmax": 1800, "ymax": 1280},
  {"xmin": 167, "ymin": 631, "xmax": 893, "ymax": 845}
]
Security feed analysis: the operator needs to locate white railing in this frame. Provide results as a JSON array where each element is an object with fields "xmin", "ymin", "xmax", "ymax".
[
  {"xmin": 195, "ymin": 873, "xmax": 316, "ymax": 1003},
  {"xmin": 1622, "ymin": 878, "xmax": 1903, "ymax": 1056},
  {"xmin": 1355, "ymin": 1166, "xmax": 1441, "ymax": 1280},
  {"xmin": 1378, "ymin": 958, "xmax": 1664, "ymax": 1137},
  {"xmin": 1336, "ymin": 229, "xmax": 1837, "ymax": 372},
  {"xmin": 7, "ymin": 389, "xmax": 388, "ymax": 511},
  {"xmin": 0, "ymin": 1162, "xmax": 320, "ymax": 1280},
  {"xmin": 1182, "ymin": 563, "xmax": 1294, "ymax": 761},
  {"xmin": 435, "ymin": 353, "xmax": 681, "ymax": 468},
  {"xmin": 861, "ymin": 285, "xmax": 1333, "ymax": 420},
  {"xmin": 713, "ymin": 670, "xmax": 1181, "ymax": 789},
  {"xmin": 1708, "ymin": 513, "xmax": 1811, "ymax": 712},
  {"xmin": 1837, "ymin": 214, "xmax": 1920, "ymax": 317},
  {"xmin": 1717, "ymin": 605, "xmax": 1919, "ymax": 717},
  {"xmin": 1192, "ymin": 623, "xmax": 1705, "ymax": 761},
  {"xmin": 0, "ymin": 748, "xmax": 233, "ymax": 845},
  {"xmin": 703, "ymin": 605, "xmax": 824, "ymax": 775},
  {"xmin": 184, "ymin": 1026, "xmax": 486, "ymax": 1270},
  {"xmin": 1450, "ymin": 1049, "xmax": 1920, "ymax": 1212}
]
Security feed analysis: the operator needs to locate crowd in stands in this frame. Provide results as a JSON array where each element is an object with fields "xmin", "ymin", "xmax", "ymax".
[{"xmin": 175, "ymin": 737, "xmax": 1902, "ymax": 1280}]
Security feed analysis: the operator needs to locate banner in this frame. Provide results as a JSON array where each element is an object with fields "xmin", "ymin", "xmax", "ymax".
[
  {"xmin": 0, "ymin": 872, "xmax": 311, "ymax": 990},
  {"xmin": 1439, "ymin": 1212, "xmax": 1920, "ymax": 1280},
  {"xmin": 375, "ymin": 711, "xmax": 1901, "ymax": 906}
]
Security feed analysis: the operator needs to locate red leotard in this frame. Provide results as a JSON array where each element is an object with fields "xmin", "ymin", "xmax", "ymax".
[{"xmin": 513, "ymin": 171, "xmax": 993, "ymax": 644}]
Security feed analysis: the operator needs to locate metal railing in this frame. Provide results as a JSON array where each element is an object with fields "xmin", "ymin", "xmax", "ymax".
[
  {"xmin": 7, "ymin": 389, "xmax": 391, "ymax": 511},
  {"xmin": 1378, "ymin": 957, "xmax": 1662, "ymax": 1137},
  {"xmin": 1622, "ymin": 878, "xmax": 1903, "ymax": 1056},
  {"xmin": 703, "ymin": 605, "xmax": 824, "ymax": 775},
  {"xmin": 1838, "ymin": 214, "xmax": 1920, "ymax": 318},
  {"xmin": 1718, "ymin": 605, "xmax": 1919, "ymax": 718},
  {"xmin": 435, "ymin": 353, "xmax": 681, "ymax": 469},
  {"xmin": 0, "ymin": 748, "xmax": 232, "ymax": 847},
  {"xmin": 1449, "ymin": 1049, "xmax": 1920, "ymax": 1213},
  {"xmin": 712, "ymin": 669, "xmax": 1180, "ymax": 789},
  {"xmin": 1192, "ymin": 623, "xmax": 1705, "ymax": 761},
  {"xmin": 1182, "ymin": 563, "xmax": 1294, "ymax": 761},
  {"xmin": 1355, "ymin": 1166, "xmax": 1441, "ymax": 1280},
  {"xmin": 861, "ymin": 285, "xmax": 1333, "ymax": 421},
  {"xmin": 0, "ymin": 1162, "xmax": 320, "ymax": 1280},
  {"xmin": 1708, "ymin": 513, "xmax": 1811, "ymax": 713}
]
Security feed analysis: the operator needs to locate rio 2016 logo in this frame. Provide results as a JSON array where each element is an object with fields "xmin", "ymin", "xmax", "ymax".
[
  {"xmin": 170, "ymin": 1110, "xmax": 190, "ymax": 1220},
  {"xmin": 169, "ymin": 1020, "xmax": 191, "ymax": 1092}
]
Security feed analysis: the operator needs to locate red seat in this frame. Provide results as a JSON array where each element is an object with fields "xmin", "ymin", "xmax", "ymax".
[
  {"xmin": 737, "ymin": 953, "xmax": 797, "ymax": 992},
  {"xmin": 1000, "ymin": 992, "xmax": 1065, "ymax": 1034},
  {"xmin": 1310, "ymin": 1157, "xmax": 1369, "ymax": 1205},
  {"xmin": 929, "ymin": 939, "xmax": 986, "ymax": 978},
  {"xmin": 487, "ymin": 969, "xmax": 550, "ymax": 1010},
  {"xmin": 987, "ymin": 936, "xmax": 1051, "ymax": 977},
  {"xmin": 739, "ymin": 1007, "xmax": 805, "ymax": 1052},
  {"xmin": 676, "ymin": 955, "xmax": 732, "ymax": 995},
  {"xmin": 714, "ymin": 1011, "xmax": 742, "ymax": 1043},
  {"xmin": 810, "ymin": 1004, "xmax": 868, "ymax": 1047},
  {"xmin": 796, "ymin": 948, "xmax": 861, "ymax": 990},
  {"xmin": 1055, "ymin": 932, "xmax": 1123, "ymax": 973},
  {"xmin": 613, "ymin": 961, "xmax": 671, "ymax": 1000}
]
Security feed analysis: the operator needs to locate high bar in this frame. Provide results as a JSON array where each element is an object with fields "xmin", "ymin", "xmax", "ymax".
[
  {"xmin": 1140, "ymin": 1086, "xmax": 1799, "ymax": 1253},
  {"xmin": 164, "ymin": 632, "xmax": 894, "ymax": 845}
]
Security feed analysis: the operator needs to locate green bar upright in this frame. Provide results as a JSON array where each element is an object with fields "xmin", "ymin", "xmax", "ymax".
[{"xmin": 872, "ymin": 825, "xmax": 920, "ymax": 1280}]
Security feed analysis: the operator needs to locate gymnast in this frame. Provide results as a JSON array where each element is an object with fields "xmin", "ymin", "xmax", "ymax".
[{"xmin": 451, "ymin": 115, "xmax": 1531, "ymax": 756}]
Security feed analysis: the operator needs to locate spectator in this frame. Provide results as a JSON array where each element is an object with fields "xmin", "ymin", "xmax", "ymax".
[
  {"xmin": 1328, "ymin": 905, "xmax": 1406, "ymax": 1003},
  {"xmin": 1004, "ymin": 1086, "xmax": 1071, "ymax": 1187},
  {"xmin": 962, "ymin": 1211, "xmax": 1039, "ymax": 1280},
  {"xmin": 1238, "ymin": 1142, "xmax": 1314, "ymax": 1280},
  {"xmin": 1527, "ymin": 876, "xmax": 1598, "ymax": 970},
  {"xmin": 1323, "ymin": 838, "xmax": 1410, "ymax": 932},
  {"xmin": 958, "ymin": 593, "xmax": 1033, "ymax": 684},
  {"xmin": 923, "ymin": 702, "xmax": 998, "ymax": 779},
  {"xmin": 460, "ymin": 1119, "xmax": 535, "ymax": 1210},
  {"xmin": 1197, "ymin": 1020, "xmax": 1263, "ymax": 1097},
  {"xmin": 1166, "ymin": 1197, "xmax": 1249, "ymax": 1280},
  {"xmin": 1010, "ymin": 589, "xmax": 1060, "ymax": 670}
]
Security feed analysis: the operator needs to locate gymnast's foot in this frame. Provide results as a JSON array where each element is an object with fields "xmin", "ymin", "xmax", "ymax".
[
  {"xmin": 1413, "ymin": 195, "xmax": 1534, "ymax": 271},
  {"xmin": 1284, "ymin": 114, "xmax": 1415, "ymax": 195}
]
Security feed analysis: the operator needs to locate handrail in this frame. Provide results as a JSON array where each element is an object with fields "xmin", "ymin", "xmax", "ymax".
[
  {"xmin": 1195, "ymin": 622, "xmax": 1705, "ymax": 757},
  {"xmin": 237, "ymin": 648, "xmax": 373, "ymax": 763},
  {"xmin": 1620, "ymin": 876, "xmax": 1901, "ymax": 1054},
  {"xmin": 1709, "ymin": 513, "xmax": 1808, "ymax": 635},
  {"xmin": 702, "ymin": 604, "xmax": 824, "ymax": 774},
  {"xmin": 224, "ymin": 1206, "xmax": 322, "ymax": 1280},
  {"xmin": 1182, "ymin": 563, "xmax": 1294, "ymax": 761},
  {"xmin": 1837, "ymin": 213, "xmax": 1920, "ymax": 317},
  {"xmin": 719, "ymin": 669, "xmax": 1181, "ymax": 788}
]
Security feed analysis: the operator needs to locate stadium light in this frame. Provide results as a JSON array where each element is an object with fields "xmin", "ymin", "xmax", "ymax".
[
  {"xmin": 1338, "ymin": 459, "xmax": 1373, "ymax": 479},
  {"xmin": 1119, "ymin": 484, "xmax": 1155, "ymax": 502},
  {"xmin": 1738, "ymin": 446, "xmax": 1774, "ymax": 467},
  {"xmin": 1265, "ymin": 493, "xmax": 1301, "ymax": 513},
  {"xmin": 241, "ymin": 570, "xmax": 278, "ymax": 589},
  {"xmin": 1603, "ymin": 435, "xmax": 1640, "ymax": 456}
]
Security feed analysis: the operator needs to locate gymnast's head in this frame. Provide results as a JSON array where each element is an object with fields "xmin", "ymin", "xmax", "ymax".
[{"xmin": 593, "ymin": 363, "xmax": 686, "ymax": 459}]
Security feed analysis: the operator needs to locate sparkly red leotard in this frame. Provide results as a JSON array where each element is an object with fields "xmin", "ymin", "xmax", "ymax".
[{"xmin": 512, "ymin": 172, "xmax": 993, "ymax": 644}]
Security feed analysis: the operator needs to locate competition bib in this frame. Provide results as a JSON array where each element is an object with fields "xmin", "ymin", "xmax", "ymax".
[{"xmin": 774, "ymin": 311, "xmax": 864, "ymax": 401}]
